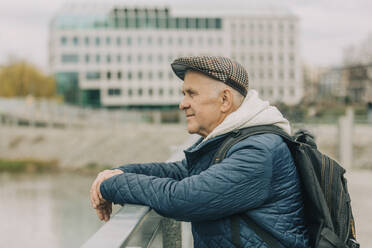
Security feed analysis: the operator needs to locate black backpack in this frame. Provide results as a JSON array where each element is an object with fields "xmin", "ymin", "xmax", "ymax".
[{"xmin": 212, "ymin": 125, "xmax": 360, "ymax": 248}]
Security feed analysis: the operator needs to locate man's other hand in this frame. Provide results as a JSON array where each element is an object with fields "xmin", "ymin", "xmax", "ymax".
[
  {"xmin": 90, "ymin": 169, "xmax": 123, "ymax": 216},
  {"xmin": 95, "ymin": 201, "xmax": 113, "ymax": 222}
]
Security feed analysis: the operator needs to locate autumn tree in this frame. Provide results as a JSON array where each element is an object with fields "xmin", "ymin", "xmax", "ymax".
[{"xmin": 0, "ymin": 61, "xmax": 56, "ymax": 98}]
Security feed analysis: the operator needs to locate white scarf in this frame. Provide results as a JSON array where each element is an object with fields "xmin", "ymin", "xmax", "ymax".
[{"xmin": 201, "ymin": 90, "xmax": 291, "ymax": 144}]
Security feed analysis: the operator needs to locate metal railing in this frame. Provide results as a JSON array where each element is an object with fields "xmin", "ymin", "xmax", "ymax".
[
  {"xmin": 82, "ymin": 135, "xmax": 198, "ymax": 248},
  {"xmin": 82, "ymin": 205, "xmax": 162, "ymax": 248}
]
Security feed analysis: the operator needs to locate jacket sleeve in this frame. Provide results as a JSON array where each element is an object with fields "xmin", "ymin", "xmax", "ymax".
[
  {"xmin": 100, "ymin": 143, "xmax": 273, "ymax": 222},
  {"xmin": 116, "ymin": 160, "xmax": 188, "ymax": 180}
]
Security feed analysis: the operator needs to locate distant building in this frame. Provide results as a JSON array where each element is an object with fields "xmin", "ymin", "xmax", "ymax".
[
  {"xmin": 318, "ymin": 68, "xmax": 345, "ymax": 99},
  {"xmin": 318, "ymin": 64, "xmax": 372, "ymax": 104},
  {"xmin": 49, "ymin": 4, "xmax": 302, "ymax": 108},
  {"xmin": 346, "ymin": 63, "xmax": 372, "ymax": 103}
]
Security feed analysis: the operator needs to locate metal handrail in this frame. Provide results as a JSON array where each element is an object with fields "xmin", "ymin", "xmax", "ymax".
[{"xmin": 82, "ymin": 135, "xmax": 198, "ymax": 248}]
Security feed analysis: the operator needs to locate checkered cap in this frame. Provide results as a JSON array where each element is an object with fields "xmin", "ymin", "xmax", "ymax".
[{"xmin": 171, "ymin": 56, "xmax": 249, "ymax": 96}]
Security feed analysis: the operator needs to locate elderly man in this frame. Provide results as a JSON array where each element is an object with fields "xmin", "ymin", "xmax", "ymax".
[{"xmin": 90, "ymin": 56, "xmax": 309, "ymax": 248}]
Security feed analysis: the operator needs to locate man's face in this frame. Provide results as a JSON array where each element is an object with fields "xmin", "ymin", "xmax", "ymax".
[{"xmin": 179, "ymin": 71, "xmax": 223, "ymax": 137}]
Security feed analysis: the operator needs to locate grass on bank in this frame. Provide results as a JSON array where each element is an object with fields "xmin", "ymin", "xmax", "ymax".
[
  {"xmin": 0, "ymin": 159, "xmax": 59, "ymax": 173},
  {"xmin": 0, "ymin": 159, "xmax": 113, "ymax": 174}
]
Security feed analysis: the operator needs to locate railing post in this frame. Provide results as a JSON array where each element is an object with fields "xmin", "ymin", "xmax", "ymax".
[
  {"xmin": 161, "ymin": 218, "xmax": 182, "ymax": 248},
  {"xmin": 338, "ymin": 107, "xmax": 354, "ymax": 170}
]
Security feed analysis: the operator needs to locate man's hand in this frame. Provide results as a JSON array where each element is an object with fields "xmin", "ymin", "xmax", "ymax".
[
  {"xmin": 96, "ymin": 201, "xmax": 112, "ymax": 222},
  {"xmin": 90, "ymin": 169, "xmax": 123, "ymax": 220}
]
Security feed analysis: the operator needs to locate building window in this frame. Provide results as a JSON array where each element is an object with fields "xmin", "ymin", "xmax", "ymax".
[
  {"xmin": 147, "ymin": 36, "xmax": 152, "ymax": 45},
  {"xmin": 60, "ymin": 36, "xmax": 67, "ymax": 45},
  {"xmin": 106, "ymin": 37, "xmax": 111, "ymax": 45},
  {"xmin": 106, "ymin": 55, "xmax": 111, "ymax": 63},
  {"xmin": 128, "ymin": 88, "xmax": 133, "ymax": 96},
  {"xmin": 158, "ymin": 71, "xmax": 163, "ymax": 79},
  {"xmin": 137, "ymin": 54, "xmax": 142, "ymax": 63},
  {"xmin": 117, "ymin": 55, "xmax": 121, "ymax": 63},
  {"xmin": 85, "ymin": 37, "xmax": 89, "ymax": 46},
  {"xmin": 127, "ymin": 55, "xmax": 132, "ymax": 63},
  {"xmin": 279, "ymin": 23, "xmax": 284, "ymax": 32},
  {"xmin": 138, "ymin": 88, "xmax": 143, "ymax": 96},
  {"xmin": 289, "ymin": 70, "xmax": 295, "ymax": 79},
  {"xmin": 215, "ymin": 18, "xmax": 221, "ymax": 29},
  {"xmin": 279, "ymin": 54, "xmax": 284, "ymax": 64},
  {"xmin": 259, "ymin": 54, "xmax": 264, "ymax": 64},
  {"xmin": 96, "ymin": 54, "xmax": 100, "ymax": 63},
  {"xmin": 258, "ymin": 23, "xmax": 263, "ymax": 31},
  {"xmin": 85, "ymin": 54, "xmax": 90, "ymax": 63},
  {"xmin": 168, "ymin": 37, "xmax": 173, "ymax": 45},
  {"xmin": 268, "ymin": 54, "xmax": 273, "ymax": 63},
  {"xmin": 127, "ymin": 71, "xmax": 132, "ymax": 80},
  {"xmin": 168, "ymin": 71, "xmax": 173, "ymax": 79},
  {"xmin": 268, "ymin": 69, "xmax": 273, "ymax": 79},
  {"xmin": 116, "ymin": 37, "xmax": 121, "ymax": 46},
  {"xmin": 260, "ymin": 88, "xmax": 264, "ymax": 96},
  {"xmin": 250, "ymin": 23, "xmax": 254, "ymax": 31},
  {"xmin": 178, "ymin": 37, "xmax": 183, "ymax": 45},
  {"xmin": 250, "ymin": 55, "xmax": 255, "ymax": 63},
  {"xmin": 279, "ymin": 87, "xmax": 284, "ymax": 96},
  {"xmin": 159, "ymin": 88, "xmax": 164, "ymax": 96},
  {"xmin": 127, "ymin": 37, "xmax": 132, "ymax": 46},
  {"xmin": 169, "ymin": 88, "xmax": 174, "ymax": 96},
  {"xmin": 86, "ymin": 71, "xmax": 101, "ymax": 80},
  {"xmin": 61, "ymin": 54, "xmax": 78, "ymax": 63},
  {"xmin": 117, "ymin": 71, "xmax": 122, "ymax": 80},
  {"xmin": 147, "ymin": 54, "xmax": 153, "ymax": 63},
  {"xmin": 148, "ymin": 71, "xmax": 153, "ymax": 80},
  {"xmin": 107, "ymin": 71, "xmax": 111, "ymax": 80},
  {"xmin": 268, "ymin": 88, "xmax": 273, "ymax": 96},
  {"xmin": 108, "ymin": 88, "xmax": 121, "ymax": 96},
  {"xmin": 95, "ymin": 37, "xmax": 100, "ymax": 46},
  {"xmin": 158, "ymin": 37, "xmax": 163, "ymax": 45},
  {"xmin": 158, "ymin": 54, "xmax": 163, "ymax": 63},
  {"xmin": 138, "ymin": 71, "xmax": 143, "ymax": 80},
  {"xmin": 73, "ymin": 36, "xmax": 79, "ymax": 46},
  {"xmin": 290, "ymin": 87, "xmax": 295, "ymax": 96},
  {"xmin": 148, "ymin": 88, "xmax": 153, "ymax": 96},
  {"xmin": 137, "ymin": 36, "xmax": 142, "ymax": 45}
]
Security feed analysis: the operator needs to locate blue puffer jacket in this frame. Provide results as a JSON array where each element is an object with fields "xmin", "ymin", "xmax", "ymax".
[{"xmin": 101, "ymin": 132, "xmax": 310, "ymax": 248}]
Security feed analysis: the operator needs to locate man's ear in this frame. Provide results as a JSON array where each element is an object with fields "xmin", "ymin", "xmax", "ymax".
[{"xmin": 220, "ymin": 89, "xmax": 234, "ymax": 113}]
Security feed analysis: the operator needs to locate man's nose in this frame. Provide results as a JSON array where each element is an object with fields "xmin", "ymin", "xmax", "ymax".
[{"xmin": 179, "ymin": 98, "xmax": 189, "ymax": 110}]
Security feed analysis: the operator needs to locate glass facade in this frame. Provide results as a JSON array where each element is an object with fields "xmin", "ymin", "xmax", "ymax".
[
  {"xmin": 61, "ymin": 54, "xmax": 79, "ymax": 63},
  {"xmin": 54, "ymin": 8, "xmax": 222, "ymax": 30}
]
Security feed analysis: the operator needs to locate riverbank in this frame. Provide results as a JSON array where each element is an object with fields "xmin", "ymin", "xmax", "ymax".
[
  {"xmin": 0, "ymin": 124, "xmax": 190, "ymax": 170},
  {"xmin": 1, "ymin": 123, "xmax": 372, "ymax": 172}
]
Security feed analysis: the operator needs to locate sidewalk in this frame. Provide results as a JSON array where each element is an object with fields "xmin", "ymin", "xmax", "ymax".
[{"xmin": 347, "ymin": 169, "xmax": 372, "ymax": 246}]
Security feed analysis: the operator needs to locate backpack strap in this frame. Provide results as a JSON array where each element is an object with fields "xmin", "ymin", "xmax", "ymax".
[
  {"xmin": 212, "ymin": 125, "xmax": 292, "ymax": 248},
  {"xmin": 212, "ymin": 125, "xmax": 296, "ymax": 164}
]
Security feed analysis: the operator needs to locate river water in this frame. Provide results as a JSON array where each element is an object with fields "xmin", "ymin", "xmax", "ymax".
[{"xmin": 0, "ymin": 172, "xmax": 119, "ymax": 248}]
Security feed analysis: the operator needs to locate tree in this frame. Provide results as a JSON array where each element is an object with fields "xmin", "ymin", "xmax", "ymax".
[{"xmin": 0, "ymin": 61, "xmax": 56, "ymax": 98}]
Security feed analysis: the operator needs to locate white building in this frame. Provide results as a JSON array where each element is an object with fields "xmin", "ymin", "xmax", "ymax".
[{"xmin": 49, "ymin": 4, "xmax": 302, "ymax": 107}]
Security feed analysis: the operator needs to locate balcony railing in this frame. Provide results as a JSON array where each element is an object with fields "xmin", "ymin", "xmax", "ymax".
[{"xmin": 82, "ymin": 135, "xmax": 198, "ymax": 248}]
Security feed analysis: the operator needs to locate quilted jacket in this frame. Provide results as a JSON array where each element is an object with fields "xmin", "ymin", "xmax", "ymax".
[{"xmin": 100, "ymin": 132, "xmax": 310, "ymax": 248}]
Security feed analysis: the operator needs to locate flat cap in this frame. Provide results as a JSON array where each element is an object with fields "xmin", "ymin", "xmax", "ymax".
[{"xmin": 171, "ymin": 56, "xmax": 249, "ymax": 96}]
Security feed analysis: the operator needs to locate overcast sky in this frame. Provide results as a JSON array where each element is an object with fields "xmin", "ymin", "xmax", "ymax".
[{"xmin": 0, "ymin": 0, "xmax": 371, "ymax": 72}]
